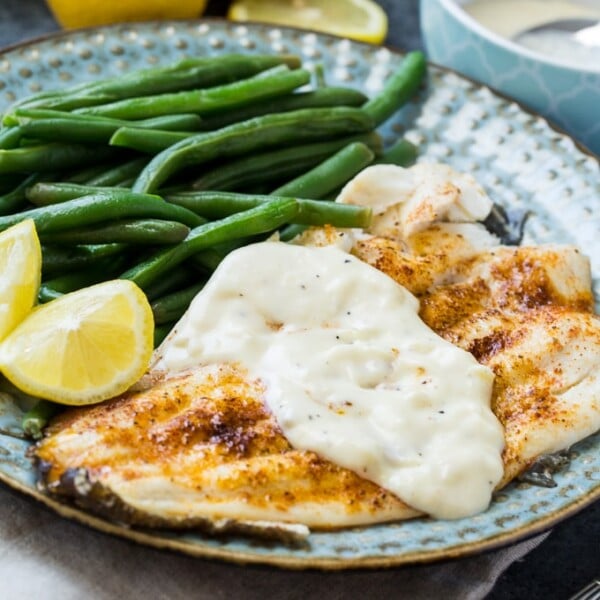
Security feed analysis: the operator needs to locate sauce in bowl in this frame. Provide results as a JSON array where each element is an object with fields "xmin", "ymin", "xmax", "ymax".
[{"xmin": 463, "ymin": 0, "xmax": 600, "ymax": 70}]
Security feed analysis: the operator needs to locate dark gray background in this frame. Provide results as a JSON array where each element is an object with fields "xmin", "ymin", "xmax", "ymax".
[{"xmin": 0, "ymin": 1, "xmax": 598, "ymax": 598}]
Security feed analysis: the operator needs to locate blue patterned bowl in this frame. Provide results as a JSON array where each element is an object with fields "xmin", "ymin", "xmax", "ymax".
[{"xmin": 420, "ymin": 0, "xmax": 600, "ymax": 156}]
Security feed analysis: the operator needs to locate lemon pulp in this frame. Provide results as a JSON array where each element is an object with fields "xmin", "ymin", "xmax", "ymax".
[
  {"xmin": 0, "ymin": 219, "xmax": 41, "ymax": 342},
  {"xmin": 0, "ymin": 280, "xmax": 154, "ymax": 405},
  {"xmin": 228, "ymin": 0, "xmax": 389, "ymax": 44}
]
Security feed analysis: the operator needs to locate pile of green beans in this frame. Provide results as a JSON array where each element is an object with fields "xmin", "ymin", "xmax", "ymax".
[{"xmin": 0, "ymin": 50, "xmax": 426, "ymax": 435}]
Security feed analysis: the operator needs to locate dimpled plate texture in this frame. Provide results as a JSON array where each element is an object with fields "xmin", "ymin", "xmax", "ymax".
[{"xmin": 0, "ymin": 20, "xmax": 598, "ymax": 569}]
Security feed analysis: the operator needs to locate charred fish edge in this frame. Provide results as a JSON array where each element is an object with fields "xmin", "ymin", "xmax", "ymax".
[{"xmin": 34, "ymin": 457, "xmax": 310, "ymax": 545}]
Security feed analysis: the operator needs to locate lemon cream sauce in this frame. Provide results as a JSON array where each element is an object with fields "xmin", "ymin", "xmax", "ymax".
[
  {"xmin": 463, "ymin": 0, "xmax": 600, "ymax": 39},
  {"xmin": 154, "ymin": 242, "xmax": 505, "ymax": 519},
  {"xmin": 463, "ymin": 0, "xmax": 600, "ymax": 70}
]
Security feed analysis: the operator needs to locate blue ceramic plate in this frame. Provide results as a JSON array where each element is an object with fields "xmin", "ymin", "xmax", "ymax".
[{"xmin": 0, "ymin": 20, "xmax": 598, "ymax": 569}]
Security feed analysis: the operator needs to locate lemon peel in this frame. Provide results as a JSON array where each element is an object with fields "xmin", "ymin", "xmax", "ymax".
[{"xmin": 46, "ymin": 0, "xmax": 209, "ymax": 29}]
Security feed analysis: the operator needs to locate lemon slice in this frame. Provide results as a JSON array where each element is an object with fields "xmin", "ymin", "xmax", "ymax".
[
  {"xmin": 0, "ymin": 280, "xmax": 154, "ymax": 405},
  {"xmin": 228, "ymin": 0, "xmax": 388, "ymax": 44},
  {"xmin": 0, "ymin": 219, "xmax": 41, "ymax": 342}
]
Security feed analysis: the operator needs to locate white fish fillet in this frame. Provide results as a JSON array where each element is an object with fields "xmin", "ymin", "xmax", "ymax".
[{"xmin": 33, "ymin": 163, "xmax": 600, "ymax": 536}]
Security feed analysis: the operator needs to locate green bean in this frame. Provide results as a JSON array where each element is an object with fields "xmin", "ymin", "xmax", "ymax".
[
  {"xmin": 12, "ymin": 54, "xmax": 302, "ymax": 113},
  {"xmin": 189, "ymin": 235, "xmax": 255, "ymax": 274},
  {"xmin": 362, "ymin": 51, "xmax": 427, "ymax": 126},
  {"xmin": 12, "ymin": 111, "xmax": 206, "ymax": 146},
  {"xmin": 17, "ymin": 118, "xmax": 159, "ymax": 146},
  {"xmin": 22, "ymin": 400, "xmax": 61, "ymax": 439},
  {"xmin": 6, "ymin": 95, "xmax": 118, "ymax": 119},
  {"xmin": 375, "ymin": 139, "xmax": 418, "ymax": 167},
  {"xmin": 190, "ymin": 133, "xmax": 382, "ymax": 192},
  {"xmin": 154, "ymin": 322, "xmax": 176, "ymax": 347},
  {"xmin": 122, "ymin": 198, "xmax": 298, "ymax": 290},
  {"xmin": 278, "ymin": 223, "xmax": 308, "ymax": 242},
  {"xmin": 85, "ymin": 157, "xmax": 149, "ymax": 187},
  {"xmin": 26, "ymin": 180, "xmax": 152, "ymax": 205},
  {"xmin": 146, "ymin": 114, "xmax": 203, "ymax": 131},
  {"xmin": 0, "ymin": 173, "xmax": 40, "ymax": 215},
  {"xmin": 142, "ymin": 114, "xmax": 203, "ymax": 131},
  {"xmin": 110, "ymin": 128, "xmax": 192, "ymax": 154},
  {"xmin": 13, "ymin": 108, "xmax": 203, "ymax": 132},
  {"xmin": 11, "ymin": 94, "xmax": 118, "ymax": 114},
  {"xmin": 189, "ymin": 240, "xmax": 248, "ymax": 273},
  {"xmin": 38, "ymin": 259, "xmax": 127, "ymax": 302},
  {"xmin": 188, "ymin": 250, "xmax": 224, "ymax": 273},
  {"xmin": 116, "ymin": 108, "xmax": 376, "ymax": 157},
  {"xmin": 115, "ymin": 176, "xmax": 135, "ymax": 187},
  {"xmin": 151, "ymin": 281, "xmax": 205, "ymax": 324},
  {"xmin": 42, "ymin": 244, "xmax": 128, "ymax": 277},
  {"xmin": 37, "ymin": 286, "xmax": 62, "ymax": 303},
  {"xmin": 40, "ymin": 218, "xmax": 190, "ymax": 245},
  {"xmin": 273, "ymin": 141, "xmax": 375, "ymax": 198},
  {"xmin": 197, "ymin": 87, "xmax": 368, "ymax": 131},
  {"xmin": 66, "ymin": 163, "xmax": 115, "ymax": 184},
  {"xmin": 167, "ymin": 190, "xmax": 371, "ymax": 228},
  {"xmin": 6, "ymin": 89, "xmax": 62, "ymax": 114},
  {"xmin": 26, "ymin": 182, "xmax": 125, "ymax": 205},
  {"xmin": 0, "ymin": 126, "xmax": 23, "ymax": 150},
  {"xmin": 144, "ymin": 265, "xmax": 195, "ymax": 301},
  {"xmin": 79, "ymin": 65, "xmax": 311, "ymax": 120},
  {"xmin": 132, "ymin": 107, "xmax": 375, "ymax": 194},
  {"xmin": 42, "ymin": 270, "xmax": 100, "ymax": 294},
  {"xmin": 0, "ymin": 191, "xmax": 204, "ymax": 234},
  {"xmin": 0, "ymin": 174, "xmax": 24, "ymax": 194},
  {"xmin": 77, "ymin": 54, "xmax": 301, "ymax": 97},
  {"xmin": 0, "ymin": 144, "xmax": 118, "ymax": 174},
  {"xmin": 273, "ymin": 142, "xmax": 377, "ymax": 242},
  {"xmin": 314, "ymin": 63, "xmax": 327, "ymax": 88}
]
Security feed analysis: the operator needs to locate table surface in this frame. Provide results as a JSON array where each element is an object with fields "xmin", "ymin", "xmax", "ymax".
[{"xmin": 0, "ymin": 1, "xmax": 598, "ymax": 598}]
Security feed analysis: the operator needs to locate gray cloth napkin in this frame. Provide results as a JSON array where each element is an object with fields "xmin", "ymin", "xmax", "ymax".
[{"xmin": 0, "ymin": 485, "xmax": 548, "ymax": 600}]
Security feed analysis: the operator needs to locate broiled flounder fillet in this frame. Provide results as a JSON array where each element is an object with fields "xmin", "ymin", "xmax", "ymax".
[
  {"xmin": 354, "ymin": 235, "xmax": 594, "ymax": 310},
  {"xmin": 33, "ymin": 163, "xmax": 600, "ymax": 535},
  {"xmin": 337, "ymin": 162, "xmax": 599, "ymax": 486},
  {"xmin": 353, "ymin": 232, "xmax": 600, "ymax": 487},
  {"xmin": 35, "ymin": 364, "xmax": 418, "ymax": 534}
]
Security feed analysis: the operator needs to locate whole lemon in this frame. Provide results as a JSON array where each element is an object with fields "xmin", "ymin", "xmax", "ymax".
[{"xmin": 46, "ymin": 0, "xmax": 209, "ymax": 29}]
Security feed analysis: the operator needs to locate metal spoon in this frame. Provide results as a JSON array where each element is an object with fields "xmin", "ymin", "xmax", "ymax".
[{"xmin": 514, "ymin": 18, "xmax": 600, "ymax": 48}]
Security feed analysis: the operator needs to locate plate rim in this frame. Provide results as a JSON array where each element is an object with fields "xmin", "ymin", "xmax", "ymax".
[
  {"xmin": 1, "ymin": 469, "xmax": 598, "ymax": 570},
  {"xmin": 0, "ymin": 18, "xmax": 598, "ymax": 569}
]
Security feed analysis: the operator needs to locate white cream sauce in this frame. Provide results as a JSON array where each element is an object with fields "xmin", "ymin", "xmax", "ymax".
[
  {"xmin": 464, "ymin": 0, "xmax": 600, "ymax": 39},
  {"xmin": 155, "ymin": 241, "xmax": 504, "ymax": 519},
  {"xmin": 463, "ymin": 0, "xmax": 600, "ymax": 70}
]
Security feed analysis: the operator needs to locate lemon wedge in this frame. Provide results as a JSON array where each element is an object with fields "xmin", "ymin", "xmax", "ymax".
[
  {"xmin": 0, "ymin": 280, "xmax": 154, "ymax": 406},
  {"xmin": 46, "ymin": 0, "xmax": 208, "ymax": 29},
  {"xmin": 0, "ymin": 220, "xmax": 41, "ymax": 342},
  {"xmin": 228, "ymin": 0, "xmax": 388, "ymax": 44}
]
